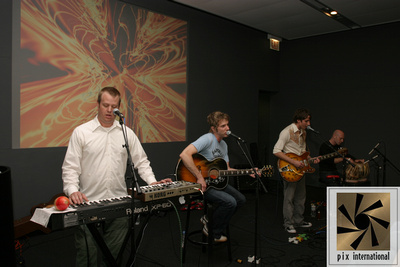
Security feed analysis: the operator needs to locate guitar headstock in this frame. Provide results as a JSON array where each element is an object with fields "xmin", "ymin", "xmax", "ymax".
[{"xmin": 261, "ymin": 165, "xmax": 274, "ymax": 177}]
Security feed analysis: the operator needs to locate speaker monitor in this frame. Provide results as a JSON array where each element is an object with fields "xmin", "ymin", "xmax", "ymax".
[
  {"xmin": 233, "ymin": 163, "xmax": 260, "ymax": 191},
  {"xmin": 0, "ymin": 166, "xmax": 16, "ymax": 266}
]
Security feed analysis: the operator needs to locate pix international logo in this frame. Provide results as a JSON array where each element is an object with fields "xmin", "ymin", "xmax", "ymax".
[{"xmin": 337, "ymin": 193, "xmax": 390, "ymax": 250}]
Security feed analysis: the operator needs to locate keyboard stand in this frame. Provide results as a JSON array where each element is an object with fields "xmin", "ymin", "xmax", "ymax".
[
  {"xmin": 86, "ymin": 213, "xmax": 152, "ymax": 267},
  {"xmin": 87, "ymin": 223, "xmax": 118, "ymax": 267},
  {"xmin": 125, "ymin": 213, "xmax": 152, "ymax": 266}
]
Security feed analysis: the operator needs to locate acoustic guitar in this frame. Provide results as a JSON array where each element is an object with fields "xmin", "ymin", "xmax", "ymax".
[
  {"xmin": 278, "ymin": 148, "xmax": 347, "ymax": 182},
  {"xmin": 176, "ymin": 153, "xmax": 274, "ymax": 190}
]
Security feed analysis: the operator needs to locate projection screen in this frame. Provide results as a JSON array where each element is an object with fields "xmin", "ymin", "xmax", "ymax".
[{"xmin": 12, "ymin": 0, "xmax": 187, "ymax": 148}]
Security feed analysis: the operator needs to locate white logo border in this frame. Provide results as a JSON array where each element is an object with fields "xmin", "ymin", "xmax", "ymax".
[{"xmin": 327, "ymin": 187, "xmax": 399, "ymax": 266}]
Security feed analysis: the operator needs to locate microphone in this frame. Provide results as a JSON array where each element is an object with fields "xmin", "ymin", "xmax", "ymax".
[
  {"xmin": 368, "ymin": 142, "xmax": 380, "ymax": 155},
  {"xmin": 226, "ymin": 131, "xmax": 244, "ymax": 142},
  {"xmin": 306, "ymin": 126, "xmax": 319, "ymax": 134},
  {"xmin": 113, "ymin": 108, "xmax": 124, "ymax": 118},
  {"xmin": 364, "ymin": 154, "xmax": 379, "ymax": 164}
]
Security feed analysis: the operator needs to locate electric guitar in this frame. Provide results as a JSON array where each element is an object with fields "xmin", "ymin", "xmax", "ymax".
[
  {"xmin": 278, "ymin": 148, "xmax": 348, "ymax": 182},
  {"xmin": 176, "ymin": 153, "xmax": 274, "ymax": 190}
]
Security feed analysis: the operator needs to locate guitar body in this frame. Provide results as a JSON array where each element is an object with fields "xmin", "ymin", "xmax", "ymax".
[
  {"xmin": 278, "ymin": 152, "xmax": 315, "ymax": 183},
  {"xmin": 278, "ymin": 148, "xmax": 347, "ymax": 183},
  {"xmin": 176, "ymin": 153, "xmax": 274, "ymax": 190},
  {"xmin": 176, "ymin": 153, "xmax": 229, "ymax": 190}
]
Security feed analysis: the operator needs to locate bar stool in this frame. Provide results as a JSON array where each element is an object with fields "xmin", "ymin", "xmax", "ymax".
[
  {"xmin": 326, "ymin": 175, "xmax": 341, "ymax": 186},
  {"xmin": 182, "ymin": 197, "xmax": 232, "ymax": 266}
]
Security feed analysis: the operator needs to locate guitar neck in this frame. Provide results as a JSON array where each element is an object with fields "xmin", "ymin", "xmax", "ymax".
[
  {"xmin": 317, "ymin": 150, "xmax": 345, "ymax": 162},
  {"xmin": 220, "ymin": 169, "xmax": 254, "ymax": 177}
]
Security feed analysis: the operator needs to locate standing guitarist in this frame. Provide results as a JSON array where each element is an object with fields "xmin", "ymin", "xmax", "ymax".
[
  {"xmin": 273, "ymin": 108, "xmax": 320, "ymax": 234},
  {"xmin": 179, "ymin": 111, "xmax": 246, "ymax": 242}
]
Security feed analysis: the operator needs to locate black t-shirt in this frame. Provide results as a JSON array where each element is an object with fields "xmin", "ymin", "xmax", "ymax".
[{"xmin": 319, "ymin": 141, "xmax": 354, "ymax": 172}]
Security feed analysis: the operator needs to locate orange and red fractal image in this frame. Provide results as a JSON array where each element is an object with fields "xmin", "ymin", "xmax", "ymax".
[{"xmin": 19, "ymin": 0, "xmax": 187, "ymax": 148}]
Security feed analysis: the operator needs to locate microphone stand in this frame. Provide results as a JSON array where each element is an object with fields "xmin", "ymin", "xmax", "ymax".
[
  {"xmin": 367, "ymin": 155, "xmax": 381, "ymax": 185},
  {"xmin": 372, "ymin": 147, "xmax": 400, "ymax": 186},
  {"xmin": 233, "ymin": 138, "xmax": 267, "ymax": 266},
  {"xmin": 117, "ymin": 116, "xmax": 142, "ymax": 267}
]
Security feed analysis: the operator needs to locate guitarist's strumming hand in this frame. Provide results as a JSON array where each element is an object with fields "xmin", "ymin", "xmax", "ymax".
[
  {"xmin": 179, "ymin": 144, "xmax": 208, "ymax": 192},
  {"xmin": 292, "ymin": 156, "xmax": 319, "ymax": 169},
  {"xmin": 292, "ymin": 160, "xmax": 305, "ymax": 169},
  {"xmin": 196, "ymin": 175, "xmax": 207, "ymax": 192}
]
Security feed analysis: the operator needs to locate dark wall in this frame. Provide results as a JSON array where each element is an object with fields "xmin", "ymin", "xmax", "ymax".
[
  {"xmin": 0, "ymin": 0, "xmax": 12, "ymax": 149},
  {"xmin": 1, "ymin": 0, "xmax": 278, "ymax": 219},
  {"xmin": 270, "ymin": 22, "xmax": 400, "ymax": 186},
  {"xmin": 5, "ymin": 0, "xmax": 398, "ymax": 222}
]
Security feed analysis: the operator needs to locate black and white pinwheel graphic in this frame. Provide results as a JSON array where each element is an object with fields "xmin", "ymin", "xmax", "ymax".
[{"xmin": 337, "ymin": 193, "xmax": 390, "ymax": 250}]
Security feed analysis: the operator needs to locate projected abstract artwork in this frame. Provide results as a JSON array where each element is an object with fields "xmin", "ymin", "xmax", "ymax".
[{"xmin": 18, "ymin": 0, "xmax": 187, "ymax": 148}]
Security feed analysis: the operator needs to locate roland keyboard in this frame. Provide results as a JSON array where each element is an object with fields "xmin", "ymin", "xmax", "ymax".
[{"xmin": 48, "ymin": 181, "xmax": 201, "ymax": 230}]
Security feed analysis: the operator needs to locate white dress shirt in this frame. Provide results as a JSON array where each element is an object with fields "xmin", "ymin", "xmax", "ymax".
[
  {"xmin": 62, "ymin": 116, "xmax": 157, "ymax": 201},
  {"xmin": 273, "ymin": 123, "xmax": 307, "ymax": 156}
]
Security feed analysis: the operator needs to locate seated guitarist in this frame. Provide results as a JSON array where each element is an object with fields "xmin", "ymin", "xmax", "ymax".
[
  {"xmin": 273, "ymin": 108, "xmax": 320, "ymax": 234},
  {"xmin": 179, "ymin": 111, "xmax": 246, "ymax": 242}
]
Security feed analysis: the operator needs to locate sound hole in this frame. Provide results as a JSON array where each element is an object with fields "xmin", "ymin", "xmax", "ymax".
[{"xmin": 209, "ymin": 169, "xmax": 219, "ymax": 179}]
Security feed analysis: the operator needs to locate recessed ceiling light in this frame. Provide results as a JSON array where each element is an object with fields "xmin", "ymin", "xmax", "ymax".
[{"xmin": 300, "ymin": 0, "xmax": 360, "ymax": 29}]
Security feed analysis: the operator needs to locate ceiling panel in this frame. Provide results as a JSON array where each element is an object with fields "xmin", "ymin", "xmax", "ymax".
[{"xmin": 172, "ymin": 0, "xmax": 400, "ymax": 40}]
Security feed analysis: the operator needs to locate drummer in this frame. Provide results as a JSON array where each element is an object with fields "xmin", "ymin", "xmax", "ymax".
[{"xmin": 318, "ymin": 129, "xmax": 364, "ymax": 186}]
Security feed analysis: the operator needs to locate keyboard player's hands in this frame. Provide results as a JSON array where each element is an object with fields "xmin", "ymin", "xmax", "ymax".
[
  {"xmin": 150, "ymin": 178, "xmax": 173, "ymax": 185},
  {"xmin": 70, "ymin": 191, "xmax": 89, "ymax": 205}
]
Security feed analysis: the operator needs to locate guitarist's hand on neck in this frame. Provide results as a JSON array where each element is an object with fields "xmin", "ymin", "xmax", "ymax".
[{"xmin": 308, "ymin": 156, "xmax": 321, "ymax": 164}]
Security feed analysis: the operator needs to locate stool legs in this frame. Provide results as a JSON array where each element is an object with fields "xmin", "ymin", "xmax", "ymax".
[
  {"xmin": 206, "ymin": 202, "xmax": 213, "ymax": 263},
  {"xmin": 183, "ymin": 200, "xmax": 232, "ymax": 265},
  {"xmin": 226, "ymin": 226, "xmax": 232, "ymax": 262},
  {"xmin": 182, "ymin": 198, "xmax": 194, "ymax": 263}
]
